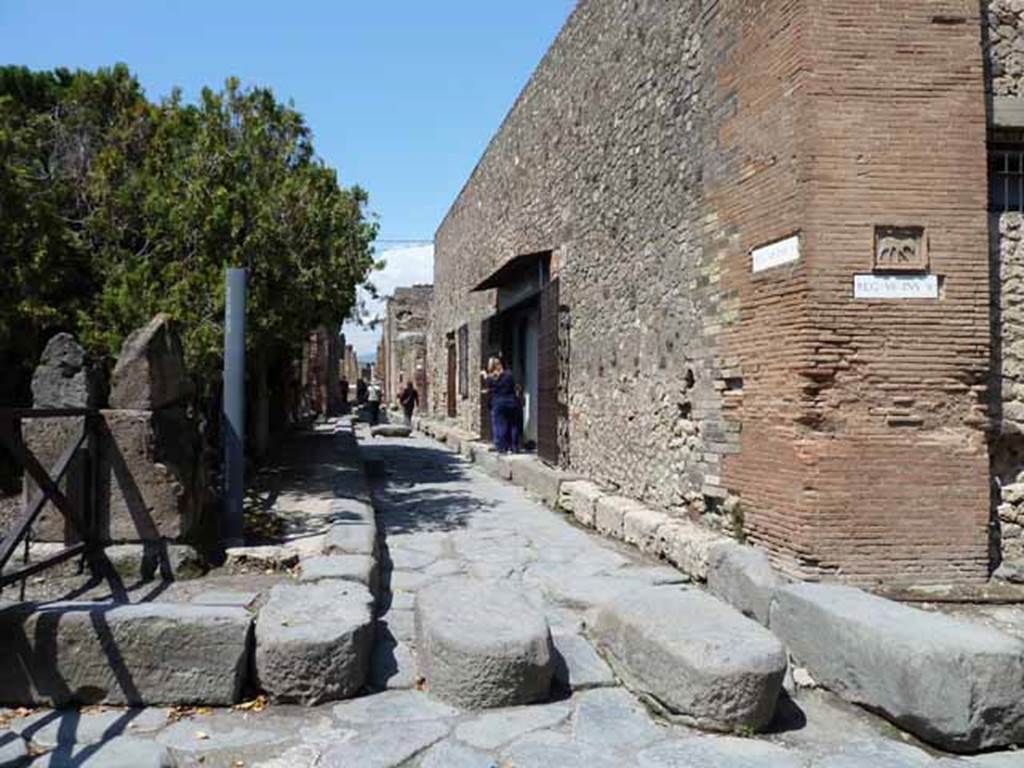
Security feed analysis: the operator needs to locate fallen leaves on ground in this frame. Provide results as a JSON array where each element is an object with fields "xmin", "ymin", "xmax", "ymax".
[
  {"xmin": 168, "ymin": 705, "xmax": 212, "ymax": 723},
  {"xmin": 232, "ymin": 695, "xmax": 268, "ymax": 713}
]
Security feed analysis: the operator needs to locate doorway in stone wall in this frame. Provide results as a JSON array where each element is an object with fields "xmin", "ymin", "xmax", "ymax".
[
  {"xmin": 446, "ymin": 333, "xmax": 457, "ymax": 418},
  {"xmin": 472, "ymin": 251, "xmax": 553, "ymax": 455}
]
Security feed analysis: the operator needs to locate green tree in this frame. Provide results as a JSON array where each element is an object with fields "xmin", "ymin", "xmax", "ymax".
[{"xmin": 1, "ymin": 64, "xmax": 377, "ymax": 458}]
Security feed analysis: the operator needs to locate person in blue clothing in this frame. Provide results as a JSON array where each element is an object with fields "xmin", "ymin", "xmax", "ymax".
[{"xmin": 482, "ymin": 357, "xmax": 520, "ymax": 453}]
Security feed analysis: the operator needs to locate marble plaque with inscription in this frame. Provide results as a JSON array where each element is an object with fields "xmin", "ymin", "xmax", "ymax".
[
  {"xmin": 854, "ymin": 274, "xmax": 939, "ymax": 300},
  {"xmin": 752, "ymin": 234, "xmax": 800, "ymax": 273}
]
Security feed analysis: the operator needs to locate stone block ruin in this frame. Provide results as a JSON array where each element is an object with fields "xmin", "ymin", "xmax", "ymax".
[{"xmin": 21, "ymin": 314, "xmax": 210, "ymax": 567}]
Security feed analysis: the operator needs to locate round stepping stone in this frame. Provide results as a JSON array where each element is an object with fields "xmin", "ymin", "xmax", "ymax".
[
  {"xmin": 415, "ymin": 577, "xmax": 554, "ymax": 709},
  {"xmin": 255, "ymin": 581, "xmax": 374, "ymax": 705}
]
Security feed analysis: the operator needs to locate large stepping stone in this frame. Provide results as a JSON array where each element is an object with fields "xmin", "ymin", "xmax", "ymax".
[
  {"xmin": 255, "ymin": 581, "xmax": 374, "ymax": 705},
  {"xmin": 770, "ymin": 583, "xmax": 1024, "ymax": 753},
  {"xmin": 0, "ymin": 602, "xmax": 251, "ymax": 707},
  {"xmin": 592, "ymin": 586, "xmax": 786, "ymax": 732},
  {"xmin": 415, "ymin": 577, "xmax": 554, "ymax": 709},
  {"xmin": 370, "ymin": 424, "xmax": 412, "ymax": 438}
]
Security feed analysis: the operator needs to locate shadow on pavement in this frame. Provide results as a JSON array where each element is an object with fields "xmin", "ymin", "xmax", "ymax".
[{"xmin": 362, "ymin": 441, "xmax": 483, "ymax": 535}]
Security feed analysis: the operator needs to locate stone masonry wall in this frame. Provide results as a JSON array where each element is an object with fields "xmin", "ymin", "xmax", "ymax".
[
  {"xmin": 987, "ymin": 0, "xmax": 1024, "ymax": 97},
  {"xmin": 993, "ymin": 214, "xmax": 1024, "ymax": 567},
  {"xmin": 431, "ymin": 0, "xmax": 995, "ymax": 585},
  {"xmin": 383, "ymin": 285, "xmax": 432, "ymax": 405},
  {"xmin": 430, "ymin": 0, "xmax": 731, "ymax": 524}
]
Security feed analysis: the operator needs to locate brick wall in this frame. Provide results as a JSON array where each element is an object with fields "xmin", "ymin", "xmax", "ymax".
[
  {"xmin": 431, "ymin": 0, "xmax": 995, "ymax": 586},
  {"xmin": 720, "ymin": 0, "xmax": 992, "ymax": 586}
]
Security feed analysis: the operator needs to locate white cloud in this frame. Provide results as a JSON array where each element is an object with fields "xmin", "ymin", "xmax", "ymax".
[{"xmin": 341, "ymin": 244, "xmax": 434, "ymax": 359}]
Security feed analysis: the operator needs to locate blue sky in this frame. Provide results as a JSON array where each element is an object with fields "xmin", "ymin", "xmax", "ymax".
[
  {"xmin": 1, "ymin": 2, "xmax": 576, "ymax": 356},
  {"xmin": 0, "ymin": 1, "xmax": 574, "ymax": 244}
]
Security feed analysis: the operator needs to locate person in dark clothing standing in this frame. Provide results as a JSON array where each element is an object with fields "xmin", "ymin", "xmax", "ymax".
[
  {"xmin": 398, "ymin": 381, "xmax": 419, "ymax": 426},
  {"xmin": 482, "ymin": 357, "xmax": 519, "ymax": 453},
  {"xmin": 356, "ymin": 378, "xmax": 368, "ymax": 405}
]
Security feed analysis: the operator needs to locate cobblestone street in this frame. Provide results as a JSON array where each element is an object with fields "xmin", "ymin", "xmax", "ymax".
[{"xmin": 5, "ymin": 427, "xmax": 1012, "ymax": 767}]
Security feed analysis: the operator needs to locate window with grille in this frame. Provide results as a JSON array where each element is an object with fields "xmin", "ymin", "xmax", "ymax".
[{"xmin": 990, "ymin": 145, "xmax": 1024, "ymax": 214}]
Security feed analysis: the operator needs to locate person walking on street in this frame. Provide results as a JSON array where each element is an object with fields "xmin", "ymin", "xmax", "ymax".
[
  {"xmin": 367, "ymin": 380, "xmax": 381, "ymax": 425},
  {"xmin": 398, "ymin": 381, "xmax": 419, "ymax": 426},
  {"xmin": 481, "ymin": 357, "xmax": 518, "ymax": 453},
  {"xmin": 356, "ymin": 378, "xmax": 368, "ymax": 405}
]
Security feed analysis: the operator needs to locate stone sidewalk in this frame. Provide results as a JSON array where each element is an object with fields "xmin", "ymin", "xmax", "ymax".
[{"xmin": 1, "ymin": 428, "xmax": 1019, "ymax": 766}]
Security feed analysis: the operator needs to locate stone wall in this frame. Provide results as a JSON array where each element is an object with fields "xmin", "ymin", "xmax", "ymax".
[
  {"xmin": 987, "ymin": 0, "xmax": 1024, "ymax": 97},
  {"xmin": 430, "ymin": 0, "xmax": 730, "ymax": 522},
  {"xmin": 382, "ymin": 285, "xmax": 432, "ymax": 405},
  {"xmin": 993, "ymin": 213, "xmax": 1024, "ymax": 567},
  {"xmin": 431, "ymin": 0, "xmax": 994, "ymax": 586}
]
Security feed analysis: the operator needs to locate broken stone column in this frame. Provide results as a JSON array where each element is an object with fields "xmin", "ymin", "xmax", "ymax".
[{"xmin": 22, "ymin": 333, "xmax": 105, "ymax": 542}]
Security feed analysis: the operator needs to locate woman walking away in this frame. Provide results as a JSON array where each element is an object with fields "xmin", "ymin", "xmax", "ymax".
[
  {"xmin": 398, "ymin": 381, "xmax": 419, "ymax": 426},
  {"xmin": 481, "ymin": 357, "xmax": 518, "ymax": 453}
]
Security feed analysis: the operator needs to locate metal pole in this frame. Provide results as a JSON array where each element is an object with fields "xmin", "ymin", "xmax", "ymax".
[{"xmin": 223, "ymin": 267, "xmax": 247, "ymax": 547}]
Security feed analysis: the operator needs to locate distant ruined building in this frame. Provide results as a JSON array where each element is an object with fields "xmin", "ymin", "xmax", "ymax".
[
  {"xmin": 381, "ymin": 285, "xmax": 433, "ymax": 409},
  {"xmin": 429, "ymin": 0, "xmax": 1024, "ymax": 587}
]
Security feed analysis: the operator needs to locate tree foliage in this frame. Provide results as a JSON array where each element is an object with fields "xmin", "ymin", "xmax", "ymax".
[{"xmin": 0, "ymin": 64, "xmax": 377, "ymax": 405}]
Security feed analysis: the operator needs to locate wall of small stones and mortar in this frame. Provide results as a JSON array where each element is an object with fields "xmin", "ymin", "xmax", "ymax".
[
  {"xmin": 431, "ymin": 0, "xmax": 996, "ymax": 585},
  {"xmin": 987, "ymin": 0, "xmax": 1024, "ymax": 97},
  {"xmin": 988, "ymin": 0, "xmax": 1024, "ymax": 571},
  {"xmin": 992, "ymin": 214, "xmax": 1024, "ymax": 566},
  {"xmin": 383, "ymin": 285, "xmax": 432, "ymax": 404},
  {"xmin": 429, "ymin": 0, "xmax": 732, "ymax": 526}
]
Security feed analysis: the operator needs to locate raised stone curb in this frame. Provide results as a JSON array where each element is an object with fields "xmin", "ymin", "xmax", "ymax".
[
  {"xmin": 706, "ymin": 542, "xmax": 783, "ymax": 626},
  {"xmin": 415, "ymin": 577, "xmax": 554, "ymax": 709},
  {"xmin": 469, "ymin": 444, "xmax": 512, "ymax": 480},
  {"xmin": 0, "ymin": 602, "xmax": 251, "ymax": 707},
  {"xmin": 323, "ymin": 521, "xmax": 377, "ymax": 558},
  {"xmin": 558, "ymin": 480, "xmax": 604, "ymax": 527},
  {"xmin": 505, "ymin": 455, "xmax": 576, "ymax": 507},
  {"xmin": 255, "ymin": 581, "xmax": 374, "ymax": 705},
  {"xmin": 592, "ymin": 586, "xmax": 786, "ymax": 732},
  {"xmin": 770, "ymin": 583, "xmax": 1024, "ymax": 752},
  {"xmin": 299, "ymin": 554, "xmax": 378, "ymax": 593}
]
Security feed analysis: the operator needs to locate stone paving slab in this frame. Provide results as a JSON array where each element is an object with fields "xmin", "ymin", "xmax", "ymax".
[
  {"xmin": 10, "ymin": 708, "xmax": 169, "ymax": 748},
  {"xmin": 0, "ymin": 730, "xmax": 28, "ymax": 768},
  {"xmin": 29, "ymin": 735, "xmax": 174, "ymax": 767},
  {"xmin": 453, "ymin": 700, "xmax": 571, "ymax": 750},
  {"xmin": 552, "ymin": 632, "xmax": 616, "ymax": 690}
]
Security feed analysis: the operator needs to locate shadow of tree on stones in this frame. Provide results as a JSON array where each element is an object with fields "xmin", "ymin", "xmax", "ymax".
[{"xmin": 361, "ymin": 442, "xmax": 482, "ymax": 535}]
